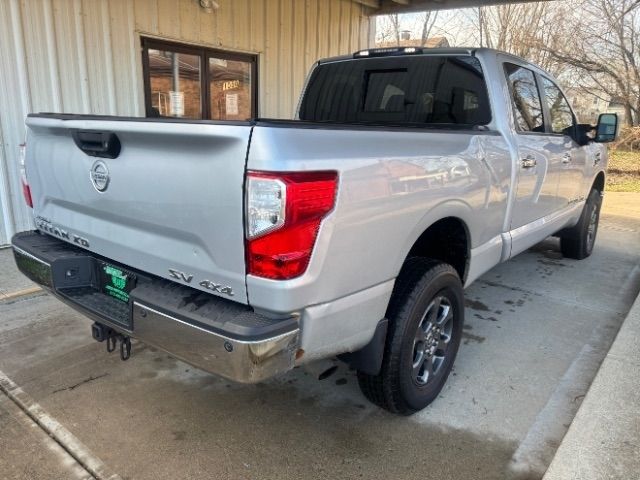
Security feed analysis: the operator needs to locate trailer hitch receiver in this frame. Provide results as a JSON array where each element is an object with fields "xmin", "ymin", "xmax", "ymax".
[{"xmin": 91, "ymin": 323, "xmax": 132, "ymax": 361}]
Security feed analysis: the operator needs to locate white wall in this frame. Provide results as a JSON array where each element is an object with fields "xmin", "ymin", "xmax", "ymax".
[{"xmin": 0, "ymin": 0, "xmax": 375, "ymax": 244}]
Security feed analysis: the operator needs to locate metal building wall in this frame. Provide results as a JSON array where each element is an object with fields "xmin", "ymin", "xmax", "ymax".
[{"xmin": 0, "ymin": 0, "xmax": 375, "ymax": 245}]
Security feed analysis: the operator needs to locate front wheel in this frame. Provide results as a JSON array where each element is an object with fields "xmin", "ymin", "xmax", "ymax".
[
  {"xmin": 560, "ymin": 188, "xmax": 603, "ymax": 260},
  {"xmin": 357, "ymin": 258, "xmax": 464, "ymax": 415}
]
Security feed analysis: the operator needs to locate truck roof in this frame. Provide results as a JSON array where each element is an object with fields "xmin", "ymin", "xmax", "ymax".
[{"xmin": 318, "ymin": 47, "xmax": 537, "ymax": 70}]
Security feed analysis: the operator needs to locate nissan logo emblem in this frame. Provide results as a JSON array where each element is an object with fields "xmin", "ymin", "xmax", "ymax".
[{"xmin": 90, "ymin": 160, "xmax": 110, "ymax": 192}]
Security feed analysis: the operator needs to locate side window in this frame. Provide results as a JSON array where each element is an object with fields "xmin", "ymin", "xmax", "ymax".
[
  {"xmin": 504, "ymin": 63, "xmax": 544, "ymax": 132},
  {"xmin": 542, "ymin": 77, "xmax": 575, "ymax": 134}
]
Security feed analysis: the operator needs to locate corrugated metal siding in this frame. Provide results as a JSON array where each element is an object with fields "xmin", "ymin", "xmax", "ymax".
[{"xmin": 0, "ymin": 0, "xmax": 375, "ymax": 244}]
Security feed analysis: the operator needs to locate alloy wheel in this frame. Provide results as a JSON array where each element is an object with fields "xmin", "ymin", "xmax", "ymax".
[{"xmin": 412, "ymin": 295, "xmax": 454, "ymax": 386}]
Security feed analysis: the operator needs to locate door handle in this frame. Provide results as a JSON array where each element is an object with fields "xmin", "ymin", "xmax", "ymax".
[
  {"xmin": 562, "ymin": 153, "xmax": 572, "ymax": 164},
  {"xmin": 521, "ymin": 156, "xmax": 537, "ymax": 169},
  {"xmin": 594, "ymin": 152, "xmax": 602, "ymax": 165},
  {"xmin": 72, "ymin": 130, "xmax": 121, "ymax": 159}
]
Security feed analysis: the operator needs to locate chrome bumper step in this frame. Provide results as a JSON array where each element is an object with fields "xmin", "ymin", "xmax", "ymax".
[{"xmin": 11, "ymin": 231, "xmax": 299, "ymax": 383}]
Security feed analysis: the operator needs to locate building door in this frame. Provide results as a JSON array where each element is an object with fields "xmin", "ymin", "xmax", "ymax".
[{"xmin": 142, "ymin": 38, "xmax": 257, "ymax": 121}]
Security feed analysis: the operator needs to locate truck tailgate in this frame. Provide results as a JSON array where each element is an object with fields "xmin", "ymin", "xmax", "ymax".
[{"xmin": 25, "ymin": 115, "xmax": 251, "ymax": 303}]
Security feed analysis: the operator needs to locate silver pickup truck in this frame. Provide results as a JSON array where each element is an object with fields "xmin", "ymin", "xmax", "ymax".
[{"xmin": 12, "ymin": 47, "xmax": 617, "ymax": 415}]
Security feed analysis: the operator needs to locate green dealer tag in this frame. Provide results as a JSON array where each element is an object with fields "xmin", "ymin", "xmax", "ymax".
[{"xmin": 102, "ymin": 264, "xmax": 130, "ymax": 303}]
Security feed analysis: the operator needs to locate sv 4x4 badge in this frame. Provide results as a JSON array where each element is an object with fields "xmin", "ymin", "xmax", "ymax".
[{"xmin": 168, "ymin": 268, "xmax": 234, "ymax": 297}]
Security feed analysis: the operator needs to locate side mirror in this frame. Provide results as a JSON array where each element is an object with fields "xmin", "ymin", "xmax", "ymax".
[{"xmin": 595, "ymin": 113, "xmax": 618, "ymax": 143}]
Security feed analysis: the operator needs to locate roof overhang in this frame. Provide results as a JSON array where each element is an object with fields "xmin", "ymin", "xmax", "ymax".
[{"xmin": 355, "ymin": 0, "xmax": 555, "ymax": 14}]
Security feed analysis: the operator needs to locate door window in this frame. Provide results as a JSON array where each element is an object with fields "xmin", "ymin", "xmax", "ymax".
[
  {"xmin": 504, "ymin": 63, "xmax": 544, "ymax": 132},
  {"xmin": 142, "ymin": 38, "xmax": 257, "ymax": 120},
  {"xmin": 541, "ymin": 77, "xmax": 575, "ymax": 134}
]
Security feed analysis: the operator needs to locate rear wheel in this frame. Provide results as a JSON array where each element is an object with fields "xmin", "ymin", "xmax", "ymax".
[
  {"xmin": 560, "ymin": 188, "xmax": 602, "ymax": 260},
  {"xmin": 357, "ymin": 258, "xmax": 463, "ymax": 415}
]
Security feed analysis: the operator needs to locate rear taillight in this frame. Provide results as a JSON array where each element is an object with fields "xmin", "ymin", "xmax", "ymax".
[
  {"xmin": 19, "ymin": 143, "xmax": 32, "ymax": 208},
  {"xmin": 246, "ymin": 171, "xmax": 338, "ymax": 280}
]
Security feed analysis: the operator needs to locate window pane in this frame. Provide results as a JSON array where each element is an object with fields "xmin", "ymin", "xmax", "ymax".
[
  {"xmin": 542, "ymin": 77, "xmax": 574, "ymax": 134},
  {"xmin": 147, "ymin": 49, "xmax": 202, "ymax": 119},
  {"xmin": 504, "ymin": 63, "xmax": 544, "ymax": 132},
  {"xmin": 299, "ymin": 56, "xmax": 491, "ymax": 126},
  {"xmin": 209, "ymin": 58, "xmax": 253, "ymax": 121}
]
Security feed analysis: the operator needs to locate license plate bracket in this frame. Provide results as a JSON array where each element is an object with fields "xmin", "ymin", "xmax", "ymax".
[{"xmin": 97, "ymin": 261, "xmax": 136, "ymax": 304}]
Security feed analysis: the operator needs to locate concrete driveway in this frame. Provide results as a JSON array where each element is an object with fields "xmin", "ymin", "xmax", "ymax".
[{"xmin": 1, "ymin": 192, "xmax": 639, "ymax": 480}]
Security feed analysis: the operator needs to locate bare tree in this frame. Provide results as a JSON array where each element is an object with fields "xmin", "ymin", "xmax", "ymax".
[
  {"xmin": 542, "ymin": 0, "xmax": 640, "ymax": 126},
  {"xmin": 389, "ymin": 14, "xmax": 402, "ymax": 45},
  {"xmin": 376, "ymin": 14, "xmax": 401, "ymax": 45},
  {"xmin": 376, "ymin": 11, "xmax": 440, "ymax": 47},
  {"xmin": 373, "ymin": 2, "xmax": 639, "ymax": 126},
  {"xmin": 477, "ymin": 2, "xmax": 568, "ymax": 76},
  {"xmin": 417, "ymin": 11, "xmax": 439, "ymax": 46}
]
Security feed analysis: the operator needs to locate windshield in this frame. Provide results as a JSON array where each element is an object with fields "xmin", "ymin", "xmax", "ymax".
[{"xmin": 299, "ymin": 55, "xmax": 491, "ymax": 127}]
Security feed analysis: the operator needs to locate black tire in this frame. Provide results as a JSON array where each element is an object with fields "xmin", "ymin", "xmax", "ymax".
[
  {"xmin": 560, "ymin": 189, "xmax": 603, "ymax": 260},
  {"xmin": 357, "ymin": 258, "xmax": 464, "ymax": 415}
]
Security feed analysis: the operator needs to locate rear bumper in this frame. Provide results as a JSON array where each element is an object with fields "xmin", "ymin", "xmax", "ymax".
[{"xmin": 11, "ymin": 231, "xmax": 300, "ymax": 383}]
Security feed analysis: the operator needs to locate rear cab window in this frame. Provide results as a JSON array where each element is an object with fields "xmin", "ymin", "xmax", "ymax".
[{"xmin": 299, "ymin": 55, "xmax": 492, "ymax": 127}]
